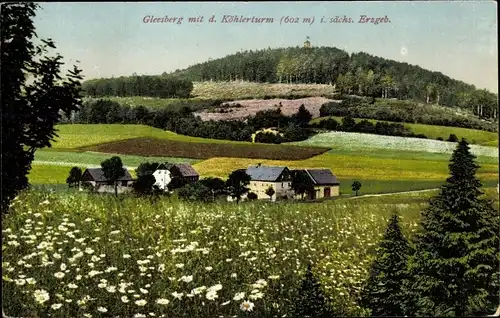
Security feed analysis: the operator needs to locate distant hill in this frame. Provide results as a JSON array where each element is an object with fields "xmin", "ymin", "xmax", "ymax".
[{"xmin": 169, "ymin": 46, "xmax": 498, "ymax": 120}]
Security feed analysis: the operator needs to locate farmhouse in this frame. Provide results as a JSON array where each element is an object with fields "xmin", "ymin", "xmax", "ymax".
[
  {"xmin": 245, "ymin": 164, "xmax": 294, "ymax": 201},
  {"xmin": 293, "ymin": 168, "xmax": 340, "ymax": 200},
  {"xmin": 81, "ymin": 168, "xmax": 134, "ymax": 193},
  {"xmin": 153, "ymin": 163, "xmax": 199, "ymax": 191}
]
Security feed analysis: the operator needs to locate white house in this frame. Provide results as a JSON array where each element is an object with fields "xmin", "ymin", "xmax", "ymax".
[
  {"xmin": 153, "ymin": 163, "xmax": 172, "ymax": 190},
  {"xmin": 245, "ymin": 164, "xmax": 294, "ymax": 201},
  {"xmin": 152, "ymin": 163, "xmax": 200, "ymax": 191}
]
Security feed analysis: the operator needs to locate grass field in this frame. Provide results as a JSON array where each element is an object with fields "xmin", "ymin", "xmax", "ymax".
[
  {"xmin": 32, "ymin": 124, "xmax": 498, "ymax": 195},
  {"xmin": 3, "ymin": 189, "xmax": 497, "ymax": 317},
  {"xmin": 311, "ymin": 116, "xmax": 499, "ymax": 146},
  {"xmin": 51, "ymin": 124, "xmax": 244, "ymax": 149},
  {"xmin": 34, "ymin": 150, "xmax": 198, "ymax": 167},
  {"xmin": 191, "ymin": 152, "xmax": 498, "ymax": 182},
  {"xmin": 291, "ymin": 131, "xmax": 498, "ymax": 158}
]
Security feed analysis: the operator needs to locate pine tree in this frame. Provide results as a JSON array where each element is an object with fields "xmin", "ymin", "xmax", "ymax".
[
  {"xmin": 361, "ymin": 212, "xmax": 410, "ymax": 316},
  {"xmin": 404, "ymin": 139, "xmax": 500, "ymax": 316},
  {"xmin": 294, "ymin": 264, "xmax": 333, "ymax": 317}
]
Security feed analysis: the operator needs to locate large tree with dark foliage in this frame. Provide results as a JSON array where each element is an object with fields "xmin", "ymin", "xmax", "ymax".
[
  {"xmin": 361, "ymin": 212, "xmax": 410, "ymax": 316},
  {"xmin": 199, "ymin": 177, "xmax": 226, "ymax": 201},
  {"xmin": 291, "ymin": 104, "xmax": 313, "ymax": 127},
  {"xmin": 404, "ymin": 139, "xmax": 500, "ymax": 316},
  {"xmin": 66, "ymin": 167, "xmax": 83, "ymax": 188},
  {"xmin": 1, "ymin": 2, "xmax": 83, "ymax": 213},
  {"xmin": 132, "ymin": 162, "xmax": 160, "ymax": 195},
  {"xmin": 291, "ymin": 170, "xmax": 314, "ymax": 200},
  {"xmin": 135, "ymin": 162, "xmax": 160, "ymax": 177},
  {"xmin": 294, "ymin": 264, "xmax": 334, "ymax": 317},
  {"xmin": 225, "ymin": 169, "xmax": 251, "ymax": 203},
  {"xmin": 101, "ymin": 156, "xmax": 125, "ymax": 197}
]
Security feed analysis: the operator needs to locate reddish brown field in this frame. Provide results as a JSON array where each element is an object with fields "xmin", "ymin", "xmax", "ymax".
[
  {"xmin": 81, "ymin": 137, "xmax": 331, "ymax": 160},
  {"xmin": 194, "ymin": 97, "xmax": 340, "ymax": 121}
]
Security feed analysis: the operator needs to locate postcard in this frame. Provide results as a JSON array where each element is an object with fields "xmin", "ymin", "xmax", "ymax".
[{"xmin": 1, "ymin": 1, "xmax": 498, "ymax": 317}]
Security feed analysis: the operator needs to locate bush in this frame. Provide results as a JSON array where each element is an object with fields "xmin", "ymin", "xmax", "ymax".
[
  {"xmin": 447, "ymin": 133, "xmax": 459, "ymax": 142},
  {"xmin": 247, "ymin": 192, "xmax": 258, "ymax": 200},
  {"xmin": 255, "ymin": 132, "xmax": 283, "ymax": 144},
  {"xmin": 177, "ymin": 182, "xmax": 212, "ymax": 202},
  {"xmin": 341, "ymin": 116, "xmax": 356, "ymax": 131}
]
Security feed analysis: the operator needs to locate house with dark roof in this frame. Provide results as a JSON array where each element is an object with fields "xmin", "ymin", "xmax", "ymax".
[
  {"xmin": 292, "ymin": 168, "xmax": 340, "ymax": 200},
  {"xmin": 81, "ymin": 168, "xmax": 135, "ymax": 194},
  {"xmin": 245, "ymin": 164, "xmax": 294, "ymax": 201},
  {"xmin": 153, "ymin": 163, "xmax": 199, "ymax": 191}
]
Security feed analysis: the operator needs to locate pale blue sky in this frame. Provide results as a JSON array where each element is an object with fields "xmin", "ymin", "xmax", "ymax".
[{"xmin": 33, "ymin": 1, "xmax": 498, "ymax": 93}]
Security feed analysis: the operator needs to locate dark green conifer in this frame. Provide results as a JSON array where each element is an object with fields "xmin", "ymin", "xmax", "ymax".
[
  {"xmin": 405, "ymin": 139, "xmax": 500, "ymax": 316},
  {"xmin": 294, "ymin": 264, "xmax": 334, "ymax": 317},
  {"xmin": 361, "ymin": 212, "xmax": 410, "ymax": 316}
]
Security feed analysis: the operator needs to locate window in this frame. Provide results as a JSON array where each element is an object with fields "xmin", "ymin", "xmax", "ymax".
[
  {"xmin": 121, "ymin": 181, "xmax": 127, "ymax": 186},
  {"xmin": 281, "ymin": 182, "xmax": 284, "ymax": 188}
]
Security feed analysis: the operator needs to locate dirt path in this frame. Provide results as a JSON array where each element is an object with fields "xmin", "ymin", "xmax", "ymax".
[{"xmin": 347, "ymin": 188, "xmax": 440, "ymax": 199}]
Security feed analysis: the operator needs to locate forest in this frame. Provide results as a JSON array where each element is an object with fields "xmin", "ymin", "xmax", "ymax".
[
  {"xmin": 170, "ymin": 46, "xmax": 498, "ymax": 119},
  {"xmin": 82, "ymin": 74, "xmax": 193, "ymax": 98},
  {"xmin": 79, "ymin": 46, "xmax": 498, "ymax": 121},
  {"xmin": 319, "ymin": 96, "xmax": 498, "ymax": 132}
]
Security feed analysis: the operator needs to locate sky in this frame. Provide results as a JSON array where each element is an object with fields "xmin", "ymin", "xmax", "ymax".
[{"xmin": 33, "ymin": 1, "xmax": 498, "ymax": 93}]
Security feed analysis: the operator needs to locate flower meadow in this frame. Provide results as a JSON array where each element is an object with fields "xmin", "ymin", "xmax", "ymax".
[
  {"xmin": 2, "ymin": 191, "xmax": 425, "ymax": 317},
  {"xmin": 296, "ymin": 131, "xmax": 499, "ymax": 158}
]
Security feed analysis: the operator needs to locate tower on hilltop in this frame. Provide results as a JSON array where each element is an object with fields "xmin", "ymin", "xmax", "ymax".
[{"xmin": 304, "ymin": 36, "xmax": 311, "ymax": 48}]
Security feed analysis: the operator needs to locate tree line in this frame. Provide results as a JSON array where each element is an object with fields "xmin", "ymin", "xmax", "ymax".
[
  {"xmin": 170, "ymin": 47, "xmax": 498, "ymax": 120},
  {"xmin": 71, "ymin": 98, "xmax": 482, "ymax": 144},
  {"xmin": 312, "ymin": 116, "xmax": 429, "ymax": 139},
  {"xmin": 70, "ymin": 99, "xmax": 315, "ymax": 143},
  {"xmin": 82, "ymin": 74, "xmax": 193, "ymax": 98},
  {"xmin": 320, "ymin": 96, "xmax": 498, "ymax": 132}
]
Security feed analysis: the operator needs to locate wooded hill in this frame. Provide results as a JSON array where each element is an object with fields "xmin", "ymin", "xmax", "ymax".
[{"xmin": 169, "ymin": 46, "xmax": 498, "ymax": 120}]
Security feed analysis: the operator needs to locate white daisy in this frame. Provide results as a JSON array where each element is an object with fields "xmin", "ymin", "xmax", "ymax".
[
  {"xmin": 156, "ymin": 298, "xmax": 170, "ymax": 305},
  {"xmin": 240, "ymin": 300, "xmax": 255, "ymax": 312},
  {"xmin": 97, "ymin": 307, "xmax": 107, "ymax": 313}
]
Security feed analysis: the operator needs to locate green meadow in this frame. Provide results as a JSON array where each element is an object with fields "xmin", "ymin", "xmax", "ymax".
[
  {"xmin": 30, "ymin": 123, "xmax": 498, "ymax": 195},
  {"xmin": 311, "ymin": 116, "xmax": 499, "ymax": 146}
]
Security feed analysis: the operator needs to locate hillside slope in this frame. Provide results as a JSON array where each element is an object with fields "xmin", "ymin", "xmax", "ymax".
[{"xmin": 168, "ymin": 46, "xmax": 498, "ymax": 119}]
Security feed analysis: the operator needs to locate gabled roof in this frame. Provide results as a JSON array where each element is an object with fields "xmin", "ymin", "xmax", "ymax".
[
  {"xmin": 174, "ymin": 163, "xmax": 199, "ymax": 177},
  {"xmin": 156, "ymin": 163, "xmax": 174, "ymax": 170},
  {"xmin": 156, "ymin": 163, "xmax": 199, "ymax": 177},
  {"xmin": 303, "ymin": 169, "xmax": 339, "ymax": 185},
  {"xmin": 83, "ymin": 168, "xmax": 134, "ymax": 182},
  {"xmin": 245, "ymin": 165, "xmax": 289, "ymax": 182}
]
